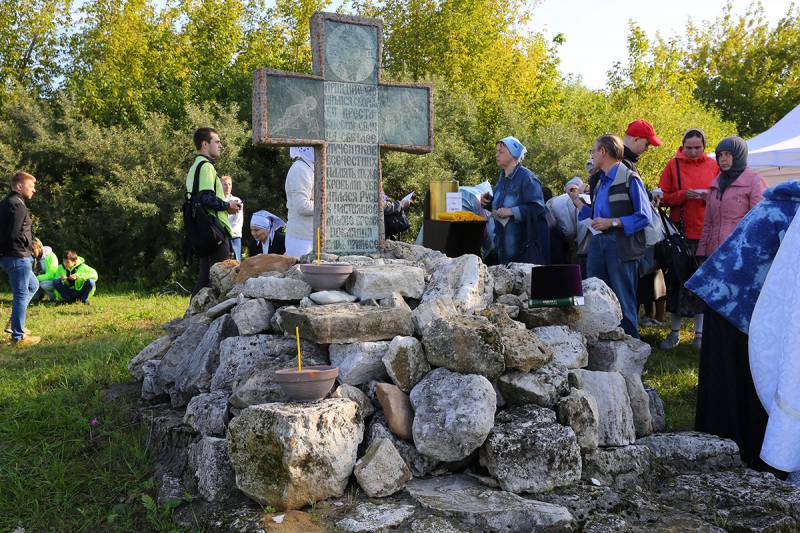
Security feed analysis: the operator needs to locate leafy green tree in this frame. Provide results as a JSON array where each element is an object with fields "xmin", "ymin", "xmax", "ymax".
[
  {"xmin": 685, "ymin": 2, "xmax": 800, "ymax": 137},
  {"xmin": 0, "ymin": 0, "xmax": 71, "ymax": 95}
]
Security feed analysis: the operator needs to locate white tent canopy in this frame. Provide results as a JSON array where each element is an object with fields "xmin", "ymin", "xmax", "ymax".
[{"xmin": 746, "ymin": 103, "xmax": 800, "ymax": 186}]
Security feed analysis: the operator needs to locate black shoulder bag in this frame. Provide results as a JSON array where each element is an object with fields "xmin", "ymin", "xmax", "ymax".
[
  {"xmin": 655, "ymin": 159, "xmax": 698, "ymax": 292},
  {"xmin": 182, "ymin": 160, "xmax": 227, "ymax": 263}
]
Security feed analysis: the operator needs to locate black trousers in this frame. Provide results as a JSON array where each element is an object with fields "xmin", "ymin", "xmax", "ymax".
[
  {"xmin": 192, "ymin": 238, "xmax": 231, "ymax": 296},
  {"xmin": 695, "ymin": 307, "xmax": 769, "ymax": 468}
]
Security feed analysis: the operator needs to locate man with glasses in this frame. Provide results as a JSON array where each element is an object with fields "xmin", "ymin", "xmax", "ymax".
[
  {"xmin": 186, "ymin": 127, "xmax": 241, "ymax": 295},
  {"xmin": 571, "ymin": 135, "xmax": 652, "ymax": 338}
]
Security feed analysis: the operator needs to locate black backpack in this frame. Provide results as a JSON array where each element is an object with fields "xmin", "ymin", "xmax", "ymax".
[{"xmin": 182, "ymin": 160, "xmax": 226, "ymax": 262}]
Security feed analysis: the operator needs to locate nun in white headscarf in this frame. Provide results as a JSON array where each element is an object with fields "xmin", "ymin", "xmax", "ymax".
[
  {"xmin": 284, "ymin": 146, "xmax": 315, "ymax": 257},
  {"xmin": 248, "ymin": 210, "xmax": 286, "ymax": 256}
]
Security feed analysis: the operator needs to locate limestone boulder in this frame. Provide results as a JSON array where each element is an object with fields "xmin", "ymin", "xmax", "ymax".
[
  {"xmin": 581, "ymin": 445, "xmax": 653, "ymax": 489},
  {"xmin": 211, "ymin": 334, "xmax": 327, "ymax": 392},
  {"xmin": 347, "ymin": 264, "xmax": 425, "ymax": 300},
  {"xmin": 421, "ymin": 254, "xmax": 493, "ymax": 313},
  {"xmin": 331, "ymin": 384, "xmax": 375, "ymax": 419},
  {"xmin": 479, "ymin": 405, "xmax": 581, "ymax": 493},
  {"xmin": 406, "ymin": 475, "xmax": 574, "ymax": 532},
  {"xmin": 205, "ymin": 297, "xmax": 238, "ymax": 319},
  {"xmin": 383, "ymin": 336, "xmax": 430, "ymax": 392},
  {"xmin": 234, "ymin": 254, "xmax": 297, "ymax": 283},
  {"xmin": 155, "ymin": 321, "xmax": 210, "ymax": 390},
  {"xmin": 375, "ymin": 383, "xmax": 413, "ymax": 441},
  {"xmin": 497, "ymin": 363, "xmax": 569, "ymax": 409},
  {"xmin": 411, "ymin": 295, "xmax": 455, "ymax": 336},
  {"xmin": 410, "ymin": 368, "xmax": 496, "ymax": 462},
  {"xmin": 190, "ymin": 436, "xmax": 236, "ymax": 502},
  {"xmin": 573, "ymin": 278, "xmax": 623, "ymax": 339},
  {"xmin": 210, "ymin": 259, "xmax": 240, "ymax": 296},
  {"xmin": 517, "ymin": 305, "xmax": 579, "ymax": 330},
  {"xmin": 279, "ymin": 303, "xmax": 414, "ymax": 344},
  {"xmin": 309, "ymin": 290, "xmax": 357, "ymax": 305},
  {"xmin": 637, "ymin": 432, "xmax": 742, "ymax": 476},
  {"xmin": 488, "ymin": 263, "xmax": 532, "ymax": 297},
  {"xmin": 241, "ymin": 276, "xmax": 311, "ymax": 301},
  {"xmin": 226, "ymin": 399, "xmax": 363, "ymax": 510},
  {"xmin": 128, "ymin": 334, "xmax": 172, "ymax": 380},
  {"xmin": 532, "ymin": 325, "xmax": 588, "ymax": 369},
  {"xmin": 141, "ymin": 360, "xmax": 166, "ymax": 400},
  {"xmin": 588, "ymin": 336, "xmax": 653, "ymax": 436},
  {"xmin": 329, "ymin": 341, "xmax": 391, "ymax": 386},
  {"xmin": 422, "ymin": 315, "xmax": 505, "ymax": 380},
  {"xmin": 646, "ymin": 385, "xmax": 667, "ymax": 432},
  {"xmin": 381, "ymin": 240, "xmax": 447, "ymax": 274},
  {"xmin": 337, "ymin": 503, "xmax": 416, "ymax": 533},
  {"xmin": 189, "ymin": 287, "xmax": 217, "ymax": 315},
  {"xmin": 569, "ymin": 369, "xmax": 636, "ymax": 446},
  {"xmin": 353, "ymin": 438, "xmax": 413, "ymax": 497},
  {"xmin": 184, "ymin": 390, "xmax": 229, "ymax": 436},
  {"xmin": 367, "ymin": 414, "xmax": 439, "ymax": 477},
  {"xmin": 173, "ymin": 315, "xmax": 239, "ymax": 404},
  {"xmin": 556, "ymin": 388, "xmax": 600, "ymax": 452},
  {"xmin": 502, "ymin": 326, "xmax": 554, "ymax": 373},
  {"xmin": 227, "ymin": 347, "xmax": 329, "ymax": 409},
  {"xmin": 230, "ymin": 298, "xmax": 274, "ymax": 336}
]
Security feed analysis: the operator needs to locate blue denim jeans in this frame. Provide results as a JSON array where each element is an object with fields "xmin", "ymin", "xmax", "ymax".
[
  {"xmin": 54, "ymin": 278, "xmax": 95, "ymax": 303},
  {"xmin": 587, "ymin": 232, "xmax": 640, "ymax": 338},
  {"xmin": 230, "ymin": 237, "xmax": 242, "ymax": 261},
  {"xmin": 0, "ymin": 256, "xmax": 39, "ymax": 340}
]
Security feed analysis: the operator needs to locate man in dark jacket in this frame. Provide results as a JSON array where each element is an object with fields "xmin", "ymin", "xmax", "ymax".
[{"xmin": 0, "ymin": 171, "xmax": 41, "ymax": 346}]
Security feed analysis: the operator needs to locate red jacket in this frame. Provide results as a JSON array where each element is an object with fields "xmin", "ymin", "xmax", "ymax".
[{"xmin": 658, "ymin": 148, "xmax": 719, "ymax": 240}]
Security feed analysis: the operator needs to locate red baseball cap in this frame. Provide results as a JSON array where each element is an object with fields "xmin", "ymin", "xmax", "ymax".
[{"xmin": 625, "ymin": 119, "xmax": 662, "ymax": 147}]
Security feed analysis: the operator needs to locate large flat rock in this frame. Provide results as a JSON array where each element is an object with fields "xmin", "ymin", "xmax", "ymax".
[
  {"xmin": 279, "ymin": 303, "xmax": 414, "ymax": 344},
  {"xmin": 347, "ymin": 264, "xmax": 425, "ymax": 300},
  {"xmin": 406, "ymin": 475, "xmax": 574, "ymax": 532}
]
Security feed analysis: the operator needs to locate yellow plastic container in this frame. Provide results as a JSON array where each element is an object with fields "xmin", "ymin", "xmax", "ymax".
[{"xmin": 429, "ymin": 179, "xmax": 459, "ymax": 220}]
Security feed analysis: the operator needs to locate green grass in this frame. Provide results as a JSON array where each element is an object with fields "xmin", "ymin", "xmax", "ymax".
[
  {"xmin": 0, "ymin": 290, "xmax": 186, "ymax": 532},
  {"xmin": 641, "ymin": 321, "xmax": 700, "ymax": 431}
]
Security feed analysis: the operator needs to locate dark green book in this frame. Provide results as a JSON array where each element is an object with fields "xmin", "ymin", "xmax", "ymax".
[{"xmin": 528, "ymin": 296, "xmax": 585, "ymax": 308}]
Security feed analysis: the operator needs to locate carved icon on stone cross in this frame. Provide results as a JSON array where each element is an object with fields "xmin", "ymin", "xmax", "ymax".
[{"xmin": 252, "ymin": 12, "xmax": 434, "ymax": 255}]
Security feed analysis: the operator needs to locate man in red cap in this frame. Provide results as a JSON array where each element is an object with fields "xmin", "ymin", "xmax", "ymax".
[{"xmin": 622, "ymin": 119, "xmax": 662, "ymax": 173}]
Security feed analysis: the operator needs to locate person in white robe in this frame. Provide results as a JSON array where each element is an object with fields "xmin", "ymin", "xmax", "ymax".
[{"xmin": 750, "ymin": 209, "xmax": 800, "ymax": 485}]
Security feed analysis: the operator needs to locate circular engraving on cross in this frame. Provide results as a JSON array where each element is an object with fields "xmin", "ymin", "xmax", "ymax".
[{"xmin": 326, "ymin": 23, "xmax": 377, "ymax": 84}]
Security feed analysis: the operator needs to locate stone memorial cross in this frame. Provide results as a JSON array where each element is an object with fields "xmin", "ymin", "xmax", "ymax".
[{"xmin": 252, "ymin": 12, "xmax": 433, "ymax": 255}]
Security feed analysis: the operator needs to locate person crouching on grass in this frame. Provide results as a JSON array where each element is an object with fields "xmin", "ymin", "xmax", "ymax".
[{"xmin": 53, "ymin": 250, "xmax": 98, "ymax": 305}]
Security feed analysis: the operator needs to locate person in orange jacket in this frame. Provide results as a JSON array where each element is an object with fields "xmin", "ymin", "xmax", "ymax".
[{"xmin": 657, "ymin": 128, "xmax": 719, "ymax": 350}]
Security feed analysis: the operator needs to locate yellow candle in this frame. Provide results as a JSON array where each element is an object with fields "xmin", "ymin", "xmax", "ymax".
[
  {"xmin": 317, "ymin": 228, "xmax": 321, "ymax": 265},
  {"xmin": 295, "ymin": 326, "xmax": 302, "ymax": 372}
]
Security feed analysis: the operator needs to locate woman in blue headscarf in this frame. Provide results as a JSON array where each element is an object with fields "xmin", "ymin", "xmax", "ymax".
[
  {"xmin": 482, "ymin": 136, "xmax": 549, "ymax": 264},
  {"xmin": 247, "ymin": 210, "xmax": 286, "ymax": 256}
]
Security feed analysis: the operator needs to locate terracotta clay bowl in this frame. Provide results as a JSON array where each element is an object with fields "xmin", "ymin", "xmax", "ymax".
[
  {"xmin": 299, "ymin": 263, "xmax": 354, "ymax": 291},
  {"xmin": 275, "ymin": 365, "xmax": 339, "ymax": 402}
]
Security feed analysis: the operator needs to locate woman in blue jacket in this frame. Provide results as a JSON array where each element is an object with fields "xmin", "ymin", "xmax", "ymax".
[{"xmin": 483, "ymin": 136, "xmax": 549, "ymax": 264}]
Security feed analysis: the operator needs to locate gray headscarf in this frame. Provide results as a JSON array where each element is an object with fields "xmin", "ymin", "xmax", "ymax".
[{"xmin": 715, "ymin": 136, "xmax": 748, "ymax": 196}]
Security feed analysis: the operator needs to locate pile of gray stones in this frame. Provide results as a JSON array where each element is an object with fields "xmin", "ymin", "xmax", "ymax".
[{"xmin": 128, "ymin": 240, "xmax": 800, "ymax": 532}]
